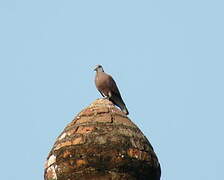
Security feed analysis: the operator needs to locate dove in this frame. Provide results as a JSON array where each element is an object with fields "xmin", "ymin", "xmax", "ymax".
[{"xmin": 94, "ymin": 65, "xmax": 129, "ymax": 115}]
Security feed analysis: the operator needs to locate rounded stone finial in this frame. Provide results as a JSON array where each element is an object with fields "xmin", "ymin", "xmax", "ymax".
[{"xmin": 44, "ymin": 99, "xmax": 161, "ymax": 180}]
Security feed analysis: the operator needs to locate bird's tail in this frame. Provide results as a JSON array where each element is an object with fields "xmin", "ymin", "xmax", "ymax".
[
  {"xmin": 110, "ymin": 94, "xmax": 129, "ymax": 115},
  {"xmin": 122, "ymin": 106, "xmax": 129, "ymax": 115}
]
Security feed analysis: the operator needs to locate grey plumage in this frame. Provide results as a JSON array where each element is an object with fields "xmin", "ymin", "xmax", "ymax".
[{"xmin": 94, "ymin": 65, "xmax": 129, "ymax": 115}]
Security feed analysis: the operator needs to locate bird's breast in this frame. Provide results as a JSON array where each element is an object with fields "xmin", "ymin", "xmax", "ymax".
[{"xmin": 95, "ymin": 73, "xmax": 110, "ymax": 94}]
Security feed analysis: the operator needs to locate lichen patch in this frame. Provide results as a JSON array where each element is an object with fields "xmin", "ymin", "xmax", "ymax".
[
  {"xmin": 46, "ymin": 165, "xmax": 57, "ymax": 180},
  {"xmin": 127, "ymin": 148, "xmax": 150, "ymax": 161},
  {"xmin": 58, "ymin": 133, "xmax": 66, "ymax": 141}
]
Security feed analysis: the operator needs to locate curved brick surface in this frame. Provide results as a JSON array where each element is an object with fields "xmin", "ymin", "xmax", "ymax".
[{"xmin": 44, "ymin": 99, "xmax": 161, "ymax": 180}]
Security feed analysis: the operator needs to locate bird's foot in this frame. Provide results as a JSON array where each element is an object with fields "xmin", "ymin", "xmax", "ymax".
[{"xmin": 103, "ymin": 96, "xmax": 110, "ymax": 100}]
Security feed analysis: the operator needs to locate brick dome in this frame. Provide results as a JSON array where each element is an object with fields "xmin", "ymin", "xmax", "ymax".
[{"xmin": 44, "ymin": 99, "xmax": 161, "ymax": 180}]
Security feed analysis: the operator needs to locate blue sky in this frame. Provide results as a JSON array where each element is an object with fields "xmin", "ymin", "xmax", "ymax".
[{"xmin": 0, "ymin": 1, "xmax": 223, "ymax": 179}]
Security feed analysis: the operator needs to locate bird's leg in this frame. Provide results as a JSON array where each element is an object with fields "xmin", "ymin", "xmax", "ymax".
[
  {"xmin": 98, "ymin": 90, "xmax": 107, "ymax": 98},
  {"xmin": 99, "ymin": 91, "xmax": 105, "ymax": 97},
  {"xmin": 99, "ymin": 91, "xmax": 108, "ymax": 99},
  {"xmin": 105, "ymin": 91, "xmax": 112, "ymax": 100}
]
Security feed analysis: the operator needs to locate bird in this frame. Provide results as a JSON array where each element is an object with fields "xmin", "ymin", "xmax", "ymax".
[{"xmin": 94, "ymin": 65, "xmax": 129, "ymax": 115}]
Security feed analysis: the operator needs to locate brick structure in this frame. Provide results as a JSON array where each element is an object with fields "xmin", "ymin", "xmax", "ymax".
[{"xmin": 44, "ymin": 99, "xmax": 161, "ymax": 180}]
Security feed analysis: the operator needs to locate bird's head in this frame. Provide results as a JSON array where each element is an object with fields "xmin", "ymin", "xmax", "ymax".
[{"xmin": 94, "ymin": 64, "xmax": 104, "ymax": 72}]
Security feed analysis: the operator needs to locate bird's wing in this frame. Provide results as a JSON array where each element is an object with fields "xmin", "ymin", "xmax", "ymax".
[{"xmin": 108, "ymin": 75, "xmax": 122, "ymax": 98}]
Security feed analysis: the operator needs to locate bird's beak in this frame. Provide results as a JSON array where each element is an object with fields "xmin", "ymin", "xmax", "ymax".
[{"xmin": 94, "ymin": 67, "xmax": 97, "ymax": 71}]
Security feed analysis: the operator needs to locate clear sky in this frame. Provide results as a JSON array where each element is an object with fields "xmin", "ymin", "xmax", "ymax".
[{"xmin": 0, "ymin": 0, "xmax": 223, "ymax": 180}]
